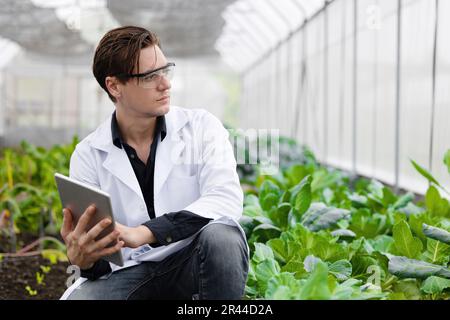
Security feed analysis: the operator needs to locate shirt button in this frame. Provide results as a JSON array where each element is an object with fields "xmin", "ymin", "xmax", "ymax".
[
  {"xmin": 130, "ymin": 154, "xmax": 135, "ymax": 159},
  {"xmin": 166, "ymin": 236, "xmax": 172, "ymax": 243},
  {"xmin": 140, "ymin": 205, "xmax": 145, "ymax": 211}
]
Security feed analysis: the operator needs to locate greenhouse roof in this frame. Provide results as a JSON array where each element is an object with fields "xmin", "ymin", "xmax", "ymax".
[{"xmin": 0, "ymin": 0, "xmax": 327, "ymax": 70}]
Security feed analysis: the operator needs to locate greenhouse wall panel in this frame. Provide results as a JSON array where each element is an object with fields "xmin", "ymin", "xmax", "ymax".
[
  {"xmin": 372, "ymin": 9, "xmax": 398, "ymax": 186},
  {"xmin": 398, "ymin": 0, "xmax": 435, "ymax": 194},
  {"xmin": 433, "ymin": 0, "xmax": 450, "ymax": 193}
]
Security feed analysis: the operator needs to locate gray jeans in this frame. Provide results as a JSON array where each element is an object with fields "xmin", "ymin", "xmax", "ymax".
[{"xmin": 67, "ymin": 223, "xmax": 249, "ymax": 300}]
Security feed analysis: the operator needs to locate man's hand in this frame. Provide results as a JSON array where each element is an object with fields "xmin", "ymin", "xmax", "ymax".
[
  {"xmin": 60, "ymin": 205, "xmax": 124, "ymax": 270},
  {"xmin": 115, "ymin": 223, "xmax": 156, "ymax": 248}
]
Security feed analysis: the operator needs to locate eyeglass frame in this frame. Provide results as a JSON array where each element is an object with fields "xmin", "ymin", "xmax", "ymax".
[{"xmin": 114, "ymin": 62, "xmax": 176, "ymax": 88}]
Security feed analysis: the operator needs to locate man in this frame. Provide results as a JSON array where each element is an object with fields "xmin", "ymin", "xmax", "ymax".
[{"xmin": 60, "ymin": 26, "xmax": 249, "ymax": 300}]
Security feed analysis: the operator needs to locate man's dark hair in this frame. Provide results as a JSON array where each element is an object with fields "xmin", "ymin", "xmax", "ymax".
[{"xmin": 92, "ymin": 26, "xmax": 160, "ymax": 102}]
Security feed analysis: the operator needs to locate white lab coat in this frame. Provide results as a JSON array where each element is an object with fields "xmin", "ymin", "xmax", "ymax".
[{"xmin": 60, "ymin": 106, "xmax": 247, "ymax": 299}]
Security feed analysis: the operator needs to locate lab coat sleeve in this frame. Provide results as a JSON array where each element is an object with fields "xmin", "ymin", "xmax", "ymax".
[
  {"xmin": 142, "ymin": 210, "xmax": 211, "ymax": 246},
  {"xmin": 183, "ymin": 111, "xmax": 244, "ymax": 221}
]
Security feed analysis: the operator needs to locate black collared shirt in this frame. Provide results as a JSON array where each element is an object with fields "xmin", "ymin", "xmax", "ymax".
[
  {"xmin": 80, "ymin": 112, "xmax": 211, "ymax": 280},
  {"xmin": 111, "ymin": 111, "xmax": 166, "ymax": 220}
]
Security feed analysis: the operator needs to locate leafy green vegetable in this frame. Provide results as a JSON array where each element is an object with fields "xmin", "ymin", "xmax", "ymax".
[
  {"xmin": 298, "ymin": 261, "xmax": 331, "ymax": 300},
  {"xmin": 392, "ymin": 220, "xmax": 423, "ymax": 259},
  {"xmin": 239, "ymin": 147, "xmax": 450, "ymax": 300},
  {"xmin": 422, "ymin": 223, "xmax": 450, "ymax": 245},
  {"xmin": 329, "ymin": 260, "xmax": 353, "ymax": 281},
  {"xmin": 422, "ymin": 238, "xmax": 450, "ymax": 265},
  {"xmin": 301, "ymin": 203, "xmax": 350, "ymax": 232},
  {"xmin": 388, "ymin": 255, "xmax": 450, "ymax": 279},
  {"xmin": 410, "ymin": 159, "xmax": 442, "ymax": 188},
  {"xmin": 421, "ymin": 276, "xmax": 450, "ymax": 294},
  {"xmin": 293, "ymin": 175, "xmax": 312, "ymax": 217},
  {"xmin": 425, "ymin": 186, "xmax": 450, "ymax": 218}
]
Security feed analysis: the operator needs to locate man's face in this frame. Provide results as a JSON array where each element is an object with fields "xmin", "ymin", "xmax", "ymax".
[{"xmin": 118, "ymin": 45, "xmax": 172, "ymax": 117}]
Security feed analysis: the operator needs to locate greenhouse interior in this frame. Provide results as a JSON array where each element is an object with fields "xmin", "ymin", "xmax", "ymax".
[{"xmin": 0, "ymin": 0, "xmax": 450, "ymax": 302}]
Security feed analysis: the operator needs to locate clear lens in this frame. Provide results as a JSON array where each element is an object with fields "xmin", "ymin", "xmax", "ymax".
[{"xmin": 139, "ymin": 65, "xmax": 174, "ymax": 88}]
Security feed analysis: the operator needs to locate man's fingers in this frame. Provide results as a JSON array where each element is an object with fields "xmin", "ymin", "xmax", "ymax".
[
  {"xmin": 82, "ymin": 218, "xmax": 112, "ymax": 244},
  {"xmin": 60, "ymin": 208, "xmax": 73, "ymax": 240},
  {"xmin": 73, "ymin": 205, "xmax": 96, "ymax": 236},
  {"xmin": 90, "ymin": 229, "xmax": 119, "ymax": 252},
  {"xmin": 96, "ymin": 239, "xmax": 124, "ymax": 258}
]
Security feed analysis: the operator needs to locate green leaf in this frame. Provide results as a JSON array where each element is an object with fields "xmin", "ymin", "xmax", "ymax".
[
  {"xmin": 252, "ymin": 223, "xmax": 282, "ymax": 243},
  {"xmin": 265, "ymin": 272, "xmax": 301, "ymax": 299},
  {"xmin": 382, "ymin": 187, "xmax": 398, "ymax": 208},
  {"xmin": 311, "ymin": 169, "xmax": 341, "ymax": 193},
  {"xmin": 329, "ymin": 260, "xmax": 353, "ymax": 281},
  {"xmin": 281, "ymin": 259, "xmax": 308, "ymax": 278},
  {"xmin": 299, "ymin": 261, "xmax": 331, "ymax": 300},
  {"xmin": 244, "ymin": 194, "xmax": 260, "ymax": 207},
  {"xmin": 261, "ymin": 194, "xmax": 279, "ymax": 212},
  {"xmin": 310, "ymin": 237, "xmax": 349, "ymax": 263},
  {"xmin": 243, "ymin": 205, "xmax": 264, "ymax": 218},
  {"xmin": 294, "ymin": 175, "xmax": 312, "ymax": 216},
  {"xmin": 349, "ymin": 209, "xmax": 388, "ymax": 239},
  {"xmin": 348, "ymin": 193, "xmax": 368, "ymax": 208},
  {"xmin": 392, "ymin": 192, "xmax": 414, "ymax": 210},
  {"xmin": 267, "ymin": 203, "xmax": 291, "ymax": 230},
  {"xmin": 285, "ymin": 164, "xmax": 313, "ymax": 187},
  {"xmin": 444, "ymin": 150, "xmax": 450, "ymax": 175},
  {"xmin": 421, "ymin": 276, "xmax": 450, "ymax": 294},
  {"xmin": 392, "ymin": 279, "xmax": 422, "ymax": 300},
  {"xmin": 331, "ymin": 229, "xmax": 356, "ymax": 238},
  {"xmin": 267, "ymin": 238, "xmax": 302, "ymax": 265},
  {"xmin": 255, "ymin": 259, "xmax": 281, "ymax": 293},
  {"xmin": 398, "ymin": 202, "xmax": 425, "ymax": 216},
  {"xmin": 301, "ymin": 202, "xmax": 350, "ymax": 232},
  {"xmin": 303, "ymin": 255, "xmax": 322, "ymax": 273},
  {"xmin": 422, "ymin": 238, "xmax": 450, "ymax": 265},
  {"xmin": 367, "ymin": 235, "xmax": 394, "ymax": 253},
  {"xmin": 425, "ymin": 186, "xmax": 450, "ymax": 218},
  {"xmin": 392, "ymin": 220, "xmax": 423, "ymax": 259},
  {"xmin": 423, "ymin": 223, "xmax": 450, "ymax": 245},
  {"xmin": 410, "ymin": 159, "xmax": 441, "ymax": 187},
  {"xmin": 388, "ymin": 255, "xmax": 450, "ymax": 279},
  {"xmin": 259, "ymin": 180, "xmax": 281, "ymax": 211},
  {"xmin": 253, "ymin": 243, "xmax": 275, "ymax": 264}
]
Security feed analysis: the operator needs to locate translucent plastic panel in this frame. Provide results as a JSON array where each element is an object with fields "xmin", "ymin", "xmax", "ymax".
[
  {"xmin": 356, "ymin": 0, "xmax": 397, "ymax": 29},
  {"xmin": 355, "ymin": 0, "xmax": 379, "ymax": 178},
  {"xmin": 14, "ymin": 77, "xmax": 52, "ymax": 127},
  {"xmin": 265, "ymin": 52, "xmax": 278, "ymax": 130},
  {"xmin": 289, "ymin": 32, "xmax": 303, "ymax": 137},
  {"xmin": 398, "ymin": 0, "xmax": 435, "ymax": 194},
  {"xmin": 433, "ymin": 0, "xmax": 450, "ymax": 194},
  {"xmin": 372, "ymin": 0, "xmax": 398, "ymax": 186},
  {"xmin": 327, "ymin": 0, "xmax": 343, "ymax": 45},
  {"xmin": 342, "ymin": 0, "xmax": 355, "ymax": 39},
  {"xmin": 332, "ymin": 0, "xmax": 355, "ymax": 172},
  {"xmin": 292, "ymin": 31, "xmax": 304, "ymax": 140},
  {"xmin": 303, "ymin": 17, "xmax": 325, "ymax": 161},
  {"xmin": 276, "ymin": 41, "xmax": 291, "ymax": 136},
  {"xmin": 326, "ymin": 0, "xmax": 345, "ymax": 168},
  {"xmin": 79, "ymin": 78, "xmax": 112, "ymax": 132}
]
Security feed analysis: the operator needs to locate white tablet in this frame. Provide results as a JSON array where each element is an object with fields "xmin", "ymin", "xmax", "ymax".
[{"xmin": 54, "ymin": 173, "xmax": 124, "ymax": 267}]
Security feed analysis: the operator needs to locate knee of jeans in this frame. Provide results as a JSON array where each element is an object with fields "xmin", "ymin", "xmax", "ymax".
[{"xmin": 197, "ymin": 223, "xmax": 248, "ymax": 264}]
